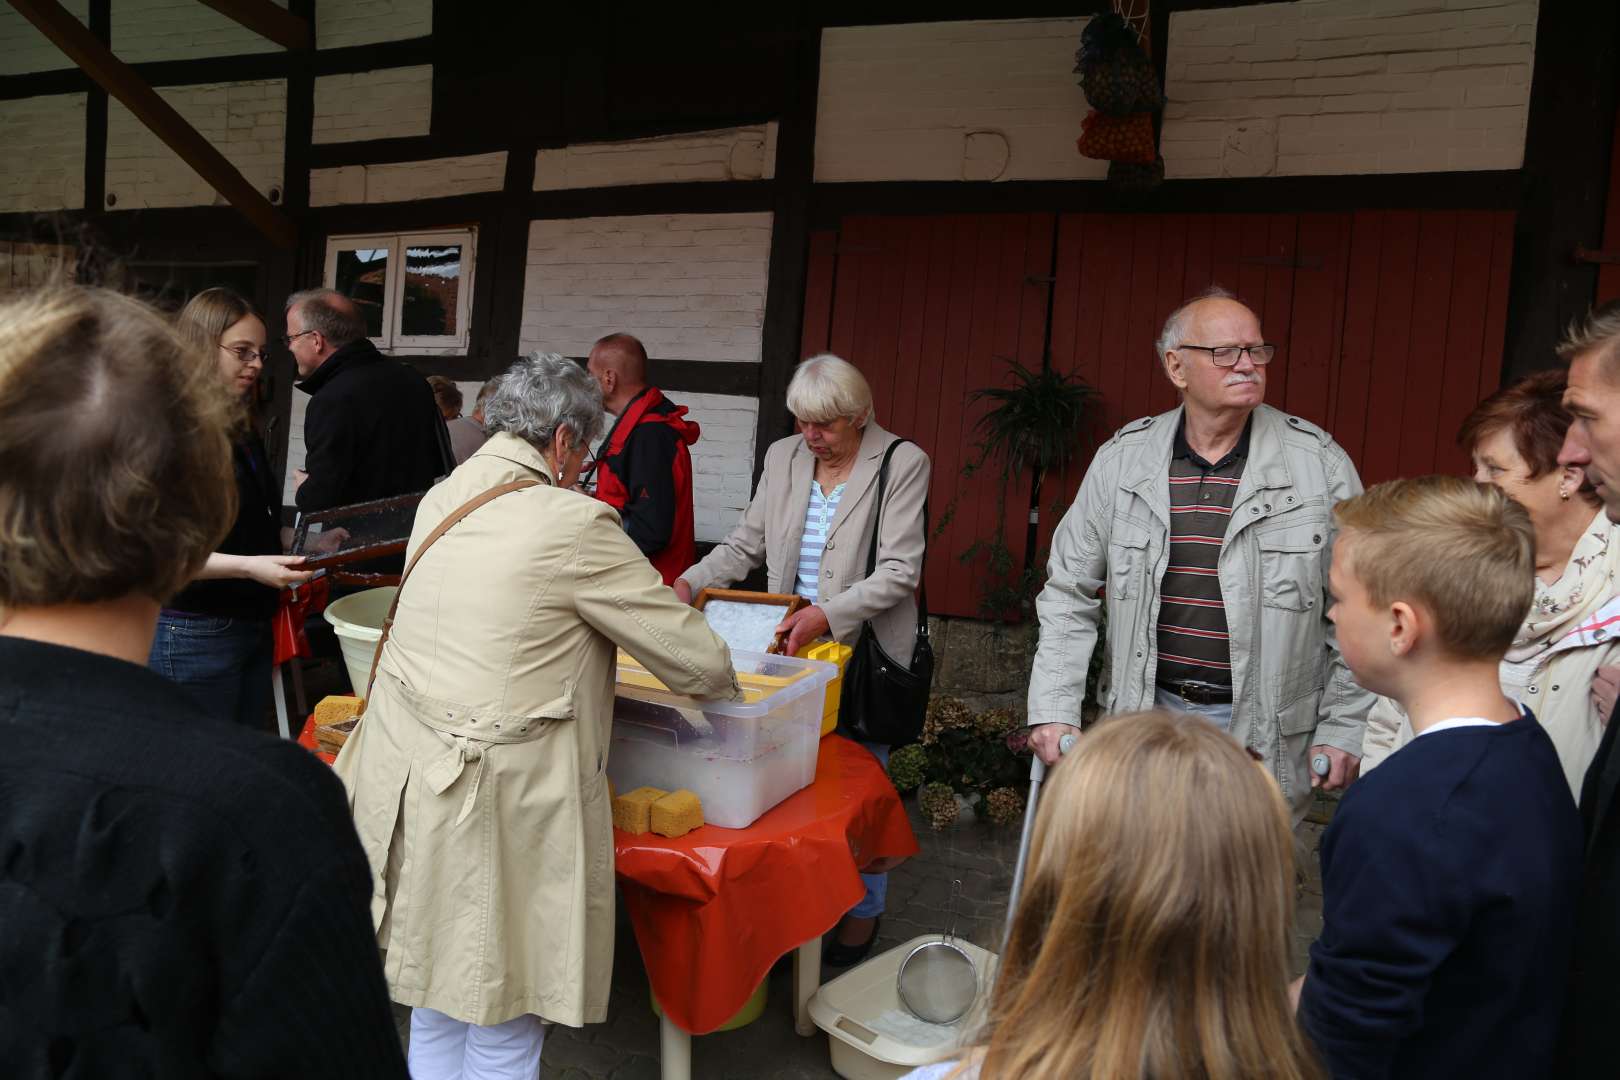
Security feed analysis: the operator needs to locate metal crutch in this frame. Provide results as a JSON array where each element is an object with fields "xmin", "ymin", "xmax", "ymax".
[{"xmin": 1003, "ymin": 730, "xmax": 1077, "ymax": 949}]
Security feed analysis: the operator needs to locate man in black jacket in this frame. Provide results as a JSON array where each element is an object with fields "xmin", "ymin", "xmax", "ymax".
[
  {"xmin": 1556, "ymin": 300, "xmax": 1620, "ymax": 1079},
  {"xmin": 286, "ymin": 288, "xmax": 450, "ymax": 513}
]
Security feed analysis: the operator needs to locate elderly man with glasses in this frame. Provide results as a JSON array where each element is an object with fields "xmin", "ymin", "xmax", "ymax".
[{"xmin": 1027, "ymin": 287, "xmax": 1373, "ymax": 821}]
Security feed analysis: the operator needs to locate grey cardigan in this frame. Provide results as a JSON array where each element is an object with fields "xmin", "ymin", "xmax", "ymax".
[{"xmin": 680, "ymin": 420, "xmax": 931, "ymax": 663}]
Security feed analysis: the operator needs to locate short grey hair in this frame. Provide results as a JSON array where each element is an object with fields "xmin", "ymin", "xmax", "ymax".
[
  {"xmin": 482, "ymin": 352, "xmax": 605, "ymax": 453},
  {"xmin": 1155, "ymin": 285, "xmax": 1239, "ymax": 366},
  {"xmin": 786, "ymin": 353, "xmax": 874, "ymax": 426},
  {"xmin": 286, "ymin": 287, "xmax": 367, "ymax": 349}
]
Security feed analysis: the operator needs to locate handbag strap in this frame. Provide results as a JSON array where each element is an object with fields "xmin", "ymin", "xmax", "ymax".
[
  {"xmin": 863, "ymin": 439, "xmax": 930, "ymax": 636},
  {"xmin": 357, "ymin": 477, "xmax": 544, "ymax": 710}
]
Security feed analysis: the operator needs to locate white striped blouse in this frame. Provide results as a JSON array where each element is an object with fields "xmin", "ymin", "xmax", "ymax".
[{"xmin": 794, "ymin": 481, "xmax": 846, "ymax": 603}]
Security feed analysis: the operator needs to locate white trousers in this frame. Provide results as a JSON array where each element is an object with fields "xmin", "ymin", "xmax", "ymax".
[{"xmin": 408, "ymin": 1007, "xmax": 548, "ymax": 1080}]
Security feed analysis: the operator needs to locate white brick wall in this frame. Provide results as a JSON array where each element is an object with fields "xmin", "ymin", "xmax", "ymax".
[
  {"xmin": 679, "ymin": 392, "xmax": 760, "ymax": 543},
  {"xmin": 0, "ymin": 95, "xmax": 86, "ymax": 212},
  {"xmin": 313, "ymin": 65, "xmax": 432, "ymax": 144},
  {"xmin": 1161, "ymin": 0, "xmax": 1538, "ymax": 177},
  {"xmin": 0, "ymin": 0, "xmax": 87, "ymax": 75},
  {"xmin": 106, "ymin": 80, "xmax": 286, "ymax": 209},
  {"xmin": 311, "ymin": 151, "xmax": 507, "ymax": 205},
  {"xmin": 816, "ymin": 19, "xmax": 1107, "ymax": 183},
  {"xmin": 317, "ymin": 0, "xmax": 432, "ymax": 49},
  {"xmin": 112, "ymin": 0, "xmax": 286, "ymax": 63},
  {"xmin": 534, "ymin": 124, "xmax": 779, "ymax": 191},
  {"xmin": 518, "ymin": 213, "xmax": 773, "ymax": 362}
]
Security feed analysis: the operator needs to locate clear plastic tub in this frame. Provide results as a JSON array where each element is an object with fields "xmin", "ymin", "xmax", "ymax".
[{"xmin": 609, "ymin": 649, "xmax": 835, "ymax": 829}]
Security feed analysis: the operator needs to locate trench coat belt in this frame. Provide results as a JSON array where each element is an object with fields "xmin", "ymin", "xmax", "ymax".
[{"xmin": 382, "ymin": 671, "xmax": 569, "ymax": 826}]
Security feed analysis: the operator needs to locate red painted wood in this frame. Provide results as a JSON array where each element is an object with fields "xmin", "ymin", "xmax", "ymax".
[
  {"xmin": 800, "ymin": 229, "xmax": 838, "ymax": 358},
  {"xmin": 1333, "ymin": 211, "xmax": 1383, "ymax": 470},
  {"xmin": 1399, "ymin": 210, "xmax": 1459, "ymax": 480}
]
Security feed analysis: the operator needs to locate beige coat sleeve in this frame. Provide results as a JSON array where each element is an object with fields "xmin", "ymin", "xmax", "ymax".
[
  {"xmin": 1359, "ymin": 694, "xmax": 1413, "ymax": 773},
  {"xmin": 574, "ymin": 506, "xmax": 740, "ymax": 701},
  {"xmin": 819, "ymin": 446, "xmax": 931, "ymax": 644},
  {"xmin": 679, "ymin": 449, "xmax": 776, "ymax": 596}
]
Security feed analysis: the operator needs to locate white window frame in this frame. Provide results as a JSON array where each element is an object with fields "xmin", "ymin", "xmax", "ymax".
[{"xmin": 322, "ymin": 228, "xmax": 475, "ymax": 355}]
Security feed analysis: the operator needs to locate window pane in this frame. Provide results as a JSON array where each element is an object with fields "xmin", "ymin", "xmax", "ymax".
[
  {"xmin": 401, "ymin": 244, "xmax": 462, "ymax": 337},
  {"xmin": 333, "ymin": 247, "xmax": 388, "ymax": 338}
]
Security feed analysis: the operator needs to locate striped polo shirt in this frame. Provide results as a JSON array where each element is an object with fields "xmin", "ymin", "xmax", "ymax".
[
  {"xmin": 794, "ymin": 481, "xmax": 846, "ymax": 603},
  {"xmin": 1155, "ymin": 416, "xmax": 1252, "ymax": 690}
]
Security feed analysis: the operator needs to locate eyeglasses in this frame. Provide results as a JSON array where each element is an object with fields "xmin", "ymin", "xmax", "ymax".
[
  {"xmin": 1174, "ymin": 343, "xmax": 1277, "ymax": 367},
  {"xmin": 220, "ymin": 343, "xmax": 271, "ymax": 364},
  {"xmin": 280, "ymin": 329, "xmax": 317, "ymax": 347}
]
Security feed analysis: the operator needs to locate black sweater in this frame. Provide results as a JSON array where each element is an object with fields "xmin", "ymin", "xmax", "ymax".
[
  {"xmin": 0, "ymin": 637, "xmax": 406, "ymax": 1078},
  {"xmin": 1299, "ymin": 712, "xmax": 1582, "ymax": 1080},
  {"xmin": 167, "ymin": 432, "xmax": 283, "ymax": 621}
]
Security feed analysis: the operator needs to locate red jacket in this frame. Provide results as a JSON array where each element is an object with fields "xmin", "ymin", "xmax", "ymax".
[{"xmin": 592, "ymin": 386, "xmax": 698, "ymax": 586}]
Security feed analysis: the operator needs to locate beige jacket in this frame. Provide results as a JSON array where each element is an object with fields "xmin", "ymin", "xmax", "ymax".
[
  {"xmin": 334, "ymin": 433, "xmax": 737, "ymax": 1028},
  {"xmin": 681, "ymin": 420, "xmax": 931, "ymax": 664},
  {"xmin": 1027, "ymin": 405, "xmax": 1373, "ymax": 816}
]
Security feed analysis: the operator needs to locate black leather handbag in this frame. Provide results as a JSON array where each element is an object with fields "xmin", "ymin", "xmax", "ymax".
[{"xmin": 838, "ymin": 439, "xmax": 934, "ymax": 747}]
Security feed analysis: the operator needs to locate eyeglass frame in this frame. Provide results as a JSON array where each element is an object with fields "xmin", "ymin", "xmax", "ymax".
[
  {"xmin": 280, "ymin": 329, "xmax": 318, "ymax": 348},
  {"xmin": 219, "ymin": 343, "xmax": 272, "ymax": 365},
  {"xmin": 1172, "ymin": 343, "xmax": 1277, "ymax": 367}
]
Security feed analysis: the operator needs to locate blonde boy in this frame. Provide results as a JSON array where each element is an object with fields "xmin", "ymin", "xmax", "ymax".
[{"xmin": 1297, "ymin": 476, "xmax": 1582, "ymax": 1080}]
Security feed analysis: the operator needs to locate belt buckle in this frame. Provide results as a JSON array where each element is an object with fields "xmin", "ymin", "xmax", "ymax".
[{"xmin": 1180, "ymin": 680, "xmax": 1226, "ymax": 705}]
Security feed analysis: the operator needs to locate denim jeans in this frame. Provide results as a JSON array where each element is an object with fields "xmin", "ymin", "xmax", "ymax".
[
  {"xmin": 148, "ymin": 612, "xmax": 274, "ymax": 730},
  {"xmin": 1154, "ymin": 685, "xmax": 1235, "ymax": 732},
  {"xmin": 852, "ymin": 741, "xmax": 890, "ymax": 918}
]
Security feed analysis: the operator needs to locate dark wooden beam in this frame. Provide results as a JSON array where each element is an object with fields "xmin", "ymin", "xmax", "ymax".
[
  {"xmin": 528, "ymin": 180, "xmax": 774, "ymax": 221},
  {"xmin": 1501, "ymin": 0, "xmax": 1620, "ymax": 381},
  {"xmin": 752, "ymin": 32, "xmax": 821, "ymax": 480},
  {"xmin": 810, "ymin": 171, "xmax": 1526, "ymax": 226},
  {"xmin": 310, "ymin": 134, "xmax": 512, "ymax": 170},
  {"xmin": 7, "ymin": 0, "xmax": 296, "ymax": 248},
  {"xmin": 81, "ymin": 0, "xmax": 108, "ymax": 216},
  {"xmin": 195, "ymin": 0, "xmax": 310, "ymax": 50},
  {"xmin": 482, "ymin": 139, "xmax": 538, "ymax": 374}
]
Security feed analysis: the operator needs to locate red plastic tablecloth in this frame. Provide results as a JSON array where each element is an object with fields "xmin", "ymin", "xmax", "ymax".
[
  {"xmin": 614, "ymin": 734, "xmax": 918, "ymax": 1035},
  {"xmin": 295, "ymin": 721, "xmax": 916, "ymax": 1036}
]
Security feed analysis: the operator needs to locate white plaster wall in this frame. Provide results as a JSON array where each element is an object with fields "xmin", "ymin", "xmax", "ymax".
[
  {"xmin": 0, "ymin": 1, "xmax": 88, "ymax": 75},
  {"xmin": 106, "ymin": 80, "xmax": 286, "ymax": 209},
  {"xmin": 679, "ymin": 392, "xmax": 760, "ymax": 543},
  {"xmin": 310, "ymin": 151, "xmax": 506, "ymax": 205},
  {"xmin": 534, "ymin": 124, "xmax": 779, "ymax": 190},
  {"xmin": 312, "ymin": 65, "xmax": 432, "ymax": 144},
  {"xmin": 518, "ymin": 213, "xmax": 773, "ymax": 363},
  {"xmin": 0, "ymin": 95, "xmax": 86, "ymax": 212},
  {"xmin": 1161, "ymin": 0, "xmax": 1538, "ymax": 177},
  {"xmin": 112, "ymin": 0, "xmax": 286, "ymax": 63},
  {"xmin": 317, "ymin": 0, "xmax": 432, "ymax": 49},
  {"xmin": 815, "ymin": 18, "xmax": 1105, "ymax": 182}
]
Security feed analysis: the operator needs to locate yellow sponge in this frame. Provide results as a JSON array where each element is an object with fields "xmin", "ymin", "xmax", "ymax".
[
  {"xmin": 313, "ymin": 694, "xmax": 361, "ymax": 727},
  {"xmin": 612, "ymin": 786, "xmax": 666, "ymax": 834},
  {"xmin": 650, "ymin": 789, "xmax": 704, "ymax": 838}
]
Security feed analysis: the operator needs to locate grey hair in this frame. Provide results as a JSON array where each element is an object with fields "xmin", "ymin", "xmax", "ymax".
[
  {"xmin": 1155, "ymin": 285, "xmax": 1239, "ymax": 366},
  {"xmin": 482, "ymin": 351, "xmax": 605, "ymax": 453},
  {"xmin": 786, "ymin": 353, "xmax": 874, "ymax": 426},
  {"xmin": 285, "ymin": 287, "xmax": 367, "ymax": 349}
]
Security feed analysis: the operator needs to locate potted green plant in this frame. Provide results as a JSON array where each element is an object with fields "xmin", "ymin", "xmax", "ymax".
[{"xmin": 886, "ymin": 697, "xmax": 1035, "ymax": 830}]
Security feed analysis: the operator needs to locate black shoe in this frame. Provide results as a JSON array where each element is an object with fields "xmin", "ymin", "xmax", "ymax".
[{"xmin": 822, "ymin": 917, "xmax": 881, "ymax": 969}]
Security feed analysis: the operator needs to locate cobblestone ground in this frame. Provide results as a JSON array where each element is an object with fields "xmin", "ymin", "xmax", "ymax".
[{"xmin": 388, "ymin": 794, "xmax": 1334, "ymax": 1079}]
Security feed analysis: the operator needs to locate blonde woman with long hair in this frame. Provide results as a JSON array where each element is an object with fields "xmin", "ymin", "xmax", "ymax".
[{"xmin": 904, "ymin": 710, "xmax": 1322, "ymax": 1080}]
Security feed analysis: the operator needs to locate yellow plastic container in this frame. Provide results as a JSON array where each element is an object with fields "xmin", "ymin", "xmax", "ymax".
[
  {"xmin": 799, "ymin": 640, "xmax": 852, "ymax": 737},
  {"xmin": 650, "ymin": 975, "xmax": 767, "ymax": 1032}
]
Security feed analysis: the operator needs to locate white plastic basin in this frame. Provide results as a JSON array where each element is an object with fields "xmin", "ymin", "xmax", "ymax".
[{"xmin": 322, "ymin": 586, "xmax": 397, "ymax": 697}]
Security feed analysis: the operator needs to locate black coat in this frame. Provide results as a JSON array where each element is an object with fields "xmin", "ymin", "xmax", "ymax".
[
  {"xmin": 1560, "ymin": 707, "xmax": 1620, "ymax": 1077},
  {"xmin": 0, "ymin": 636, "xmax": 407, "ymax": 1078},
  {"xmin": 294, "ymin": 338, "xmax": 450, "ymax": 514},
  {"xmin": 168, "ymin": 432, "xmax": 282, "ymax": 620}
]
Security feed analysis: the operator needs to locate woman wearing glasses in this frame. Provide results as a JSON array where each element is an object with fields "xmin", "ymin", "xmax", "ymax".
[{"xmin": 148, "ymin": 287, "xmax": 313, "ymax": 727}]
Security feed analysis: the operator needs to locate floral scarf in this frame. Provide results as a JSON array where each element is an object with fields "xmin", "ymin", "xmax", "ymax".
[{"xmin": 1504, "ymin": 510, "xmax": 1620, "ymax": 670}]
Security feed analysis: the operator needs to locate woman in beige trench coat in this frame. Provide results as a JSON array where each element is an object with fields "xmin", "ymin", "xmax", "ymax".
[{"xmin": 335, "ymin": 353, "xmax": 738, "ymax": 1080}]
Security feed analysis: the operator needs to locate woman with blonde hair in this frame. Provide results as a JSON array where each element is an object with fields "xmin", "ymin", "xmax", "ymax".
[
  {"xmin": 905, "ymin": 710, "xmax": 1322, "ymax": 1080},
  {"xmin": 148, "ymin": 286, "xmax": 312, "ymax": 727}
]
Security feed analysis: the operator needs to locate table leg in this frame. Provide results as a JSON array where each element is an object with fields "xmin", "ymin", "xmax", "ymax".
[
  {"xmin": 793, "ymin": 935, "xmax": 821, "ymax": 1037},
  {"xmin": 659, "ymin": 1012, "xmax": 691, "ymax": 1080}
]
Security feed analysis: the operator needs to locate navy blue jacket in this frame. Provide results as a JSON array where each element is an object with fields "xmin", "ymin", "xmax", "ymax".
[{"xmin": 1300, "ymin": 711, "xmax": 1582, "ymax": 1079}]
